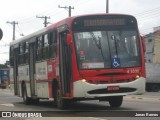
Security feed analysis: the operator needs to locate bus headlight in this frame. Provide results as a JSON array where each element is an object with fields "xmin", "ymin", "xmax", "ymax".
[
  {"xmin": 82, "ymin": 79, "xmax": 87, "ymax": 82},
  {"xmin": 135, "ymin": 75, "xmax": 140, "ymax": 79}
]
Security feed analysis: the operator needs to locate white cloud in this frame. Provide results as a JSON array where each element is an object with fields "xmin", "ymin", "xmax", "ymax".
[{"xmin": 138, "ymin": 18, "xmax": 156, "ymax": 34}]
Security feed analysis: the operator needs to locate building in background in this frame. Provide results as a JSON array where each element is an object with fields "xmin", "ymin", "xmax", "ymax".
[
  {"xmin": 143, "ymin": 33, "xmax": 154, "ymax": 63},
  {"xmin": 152, "ymin": 28, "xmax": 160, "ymax": 63},
  {"xmin": 143, "ymin": 26, "xmax": 160, "ymax": 63},
  {"xmin": 144, "ymin": 26, "xmax": 160, "ymax": 92}
]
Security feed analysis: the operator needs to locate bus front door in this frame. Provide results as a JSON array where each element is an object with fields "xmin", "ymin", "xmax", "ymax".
[
  {"xmin": 13, "ymin": 48, "xmax": 19, "ymax": 95},
  {"xmin": 29, "ymin": 42, "xmax": 36, "ymax": 97},
  {"xmin": 59, "ymin": 32, "xmax": 72, "ymax": 96}
]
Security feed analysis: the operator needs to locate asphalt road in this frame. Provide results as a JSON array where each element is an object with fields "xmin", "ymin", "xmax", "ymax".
[{"xmin": 0, "ymin": 89, "xmax": 160, "ymax": 120}]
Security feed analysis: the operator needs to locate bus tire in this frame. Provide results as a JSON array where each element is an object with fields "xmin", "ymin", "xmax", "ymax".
[
  {"xmin": 109, "ymin": 96, "xmax": 123, "ymax": 108},
  {"xmin": 151, "ymin": 85, "xmax": 160, "ymax": 92},
  {"xmin": 31, "ymin": 98, "xmax": 39, "ymax": 104},
  {"xmin": 55, "ymin": 88, "xmax": 67, "ymax": 109},
  {"xmin": 22, "ymin": 84, "xmax": 31, "ymax": 105}
]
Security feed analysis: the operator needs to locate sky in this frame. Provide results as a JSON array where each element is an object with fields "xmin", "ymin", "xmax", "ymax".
[{"xmin": 0, "ymin": 0, "xmax": 160, "ymax": 64}]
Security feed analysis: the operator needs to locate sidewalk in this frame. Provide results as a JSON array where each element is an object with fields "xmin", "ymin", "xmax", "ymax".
[
  {"xmin": 0, "ymin": 88, "xmax": 11, "ymax": 92},
  {"xmin": 124, "ymin": 92, "xmax": 160, "ymax": 101}
]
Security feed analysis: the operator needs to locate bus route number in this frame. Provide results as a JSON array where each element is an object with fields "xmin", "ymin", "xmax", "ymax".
[{"xmin": 127, "ymin": 69, "xmax": 139, "ymax": 74}]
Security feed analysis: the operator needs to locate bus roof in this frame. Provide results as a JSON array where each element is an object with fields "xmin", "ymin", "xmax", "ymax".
[
  {"xmin": 10, "ymin": 16, "xmax": 73, "ymax": 47},
  {"xmin": 10, "ymin": 13, "xmax": 135, "ymax": 47}
]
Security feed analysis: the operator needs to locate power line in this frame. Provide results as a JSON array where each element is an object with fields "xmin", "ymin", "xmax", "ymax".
[
  {"xmin": 5, "ymin": 2, "xmax": 160, "ymax": 38},
  {"xmin": 134, "ymin": 6, "xmax": 160, "ymax": 16},
  {"xmin": 36, "ymin": 16, "xmax": 50, "ymax": 27},
  {"xmin": 18, "ymin": 0, "xmax": 86, "ymax": 24},
  {"xmin": 47, "ymin": 0, "xmax": 87, "ymax": 21},
  {"xmin": 58, "ymin": 5, "xmax": 74, "ymax": 17},
  {"xmin": 17, "ymin": 24, "xmax": 24, "ymax": 36},
  {"xmin": 0, "ymin": 40, "xmax": 9, "ymax": 46}
]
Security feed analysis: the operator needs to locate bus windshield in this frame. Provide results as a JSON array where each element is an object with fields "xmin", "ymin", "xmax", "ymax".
[{"xmin": 74, "ymin": 30, "xmax": 141, "ymax": 69}]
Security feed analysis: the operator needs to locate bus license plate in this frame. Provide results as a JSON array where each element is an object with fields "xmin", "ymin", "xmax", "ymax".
[{"xmin": 107, "ymin": 86, "xmax": 119, "ymax": 91}]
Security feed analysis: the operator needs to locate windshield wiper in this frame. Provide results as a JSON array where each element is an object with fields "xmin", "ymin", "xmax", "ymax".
[
  {"xmin": 89, "ymin": 32, "xmax": 106, "ymax": 61},
  {"xmin": 89, "ymin": 32, "xmax": 101, "ymax": 49}
]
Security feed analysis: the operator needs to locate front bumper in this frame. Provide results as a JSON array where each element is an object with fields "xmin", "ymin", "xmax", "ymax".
[{"xmin": 73, "ymin": 77, "xmax": 145, "ymax": 98}]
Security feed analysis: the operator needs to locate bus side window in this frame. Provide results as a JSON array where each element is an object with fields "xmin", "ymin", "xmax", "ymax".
[
  {"xmin": 18, "ymin": 43, "xmax": 24, "ymax": 65},
  {"xmin": 36, "ymin": 36, "xmax": 43, "ymax": 61},
  {"xmin": 42, "ymin": 34, "xmax": 49, "ymax": 60},
  {"xmin": 24, "ymin": 42, "xmax": 29, "ymax": 64},
  {"xmin": 49, "ymin": 30, "xmax": 57, "ymax": 58}
]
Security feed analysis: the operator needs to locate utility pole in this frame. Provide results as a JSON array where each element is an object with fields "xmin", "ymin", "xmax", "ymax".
[
  {"xmin": 6, "ymin": 21, "xmax": 18, "ymax": 41},
  {"xmin": 106, "ymin": 0, "xmax": 109, "ymax": 13},
  {"xmin": 36, "ymin": 16, "xmax": 50, "ymax": 27},
  {"xmin": 58, "ymin": 5, "xmax": 74, "ymax": 17}
]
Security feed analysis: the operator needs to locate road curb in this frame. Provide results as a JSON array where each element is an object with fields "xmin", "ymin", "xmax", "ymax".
[{"xmin": 0, "ymin": 88, "xmax": 11, "ymax": 92}]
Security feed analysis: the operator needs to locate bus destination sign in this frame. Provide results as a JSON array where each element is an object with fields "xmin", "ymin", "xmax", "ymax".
[{"xmin": 84, "ymin": 19, "xmax": 125, "ymax": 27}]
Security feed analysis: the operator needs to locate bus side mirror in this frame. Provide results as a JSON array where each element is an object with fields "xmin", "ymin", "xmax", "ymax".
[
  {"xmin": 66, "ymin": 34, "xmax": 72, "ymax": 45},
  {"xmin": 141, "ymin": 36, "xmax": 146, "ymax": 53},
  {"xmin": 0, "ymin": 28, "xmax": 3, "ymax": 40}
]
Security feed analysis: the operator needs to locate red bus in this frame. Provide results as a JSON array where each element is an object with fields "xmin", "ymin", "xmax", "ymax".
[{"xmin": 10, "ymin": 14, "xmax": 146, "ymax": 109}]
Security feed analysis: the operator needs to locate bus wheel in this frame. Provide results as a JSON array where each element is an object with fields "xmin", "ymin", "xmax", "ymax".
[
  {"xmin": 31, "ymin": 98, "xmax": 39, "ymax": 104},
  {"xmin": 151, "ymin": 85, "xmax": 160, "ymax": 92},
  {"xmin": 22, "ymin": 85, "xmax": 31, "ymax": 105},
  {"xmin": 108, "ymin": 96, "xmax": 123, "ymax": 108},
  {"xmin": 55, "ymin": 88, "xmax": 67, "ymax": 109}
]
